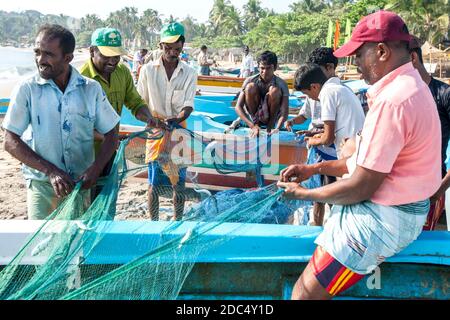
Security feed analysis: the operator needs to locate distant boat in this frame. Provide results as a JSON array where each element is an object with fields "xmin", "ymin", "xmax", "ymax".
[{"xmin": 197, "ymin": 75, "xmax": 295, "ymax": 94}]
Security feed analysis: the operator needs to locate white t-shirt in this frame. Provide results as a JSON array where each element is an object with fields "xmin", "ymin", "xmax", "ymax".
[
  {"xmin": 132, "ymin": 52, "xmax": 145, "ymax": 72},
  {"xmin": 298, "ymin": 98, "xmax": 323, "ymax": 129},
  {"xmin": 299, "ymin": 97, "xmax": 337, "ymax": 159},
  {"xmin": 241, "ymin": 54, "xmax": 253, "ymax": 72},
  {"xmin": 319, "ymin": 77, "xmax": 365, "ymax": 157}
]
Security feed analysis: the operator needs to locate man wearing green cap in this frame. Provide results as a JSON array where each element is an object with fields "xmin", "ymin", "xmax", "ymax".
[
  {"xmin": 137, "ymin": 22, "xmax": 197, "ymax": 221},
  {"xmin": 80, "ymin": 28, "xmax": 156, "ymax": 202}
]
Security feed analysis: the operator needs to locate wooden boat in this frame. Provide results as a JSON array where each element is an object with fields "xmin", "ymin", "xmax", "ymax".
[
  {"xmin": 0, "ymin": 220, "xmax": 448, "ymax": 299},
  {"xmin": 0, "ymin": 98, "xmax": 8, "ymax": 115},
  {"xmin": 197, "ymin": 75, "xmax": 295, "ymax": 94}
]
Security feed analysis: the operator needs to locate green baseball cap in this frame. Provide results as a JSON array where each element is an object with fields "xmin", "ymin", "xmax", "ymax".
[
  {"xmin": 160, "ymin": 23, "xmax": 185, "ymax": 44},
  {"xmin": 91, "ymin": 28, "xmax": 127, "ymax": 57}
]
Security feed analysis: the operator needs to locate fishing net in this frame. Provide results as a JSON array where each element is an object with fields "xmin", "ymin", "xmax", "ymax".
[{"xmin": 0, "ymin": 128, "xmax": 321, "ymax": 300}]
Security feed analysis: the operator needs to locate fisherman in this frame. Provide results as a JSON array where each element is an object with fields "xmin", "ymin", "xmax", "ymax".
[
  {"xmin": 239, "ymin": 45, "xmax": 254, "ymax": 78},
  {"xmin": 234, "ymin": 51, "xmax": 289, "ymax": 137},
  {"xmin": 79, "ymin": 28, "xmax": 155, "ymax": 203},
  {"xmin": 293, "ymin": 62, "xmax": 365, "ymax": 158},
  {"xmin": 197, "ymin": 45, "xmax": 214, "ymax": 76},
  {"xmin": 137, "ymin": 22, "xmax": 197, "ymax": 221},
  {"xmin": 2, "ymin": 24, "xmax": 120, "ymax": 220},
  {"xmin": 278, "ymin": 11, "xmax": 441, "ymax": 299},
  {"xmin": 285, "ymin": 47, "xmax": 343, "ymax": 226},
  {"xmin": 132, "ymin": 48, "xmax": 148, "ymax": 83},
  {"xmin": 410, "ymin": 35, "xmax": 450, "ymax": 230}
]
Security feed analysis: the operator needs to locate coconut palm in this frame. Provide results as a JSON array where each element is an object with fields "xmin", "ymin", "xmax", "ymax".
[
  {"xmin": 243, "ymin": 0, "xmax": 268, "ymax": 31},
  {"xmin": 386, "ymin": 0, "xmax": 449, "ymax": 45},
  {"xmin": 81, "ymin": 14, "xmax": 103, "ymax": 32},
  {"xmin": 137, "ymin": 9, "xmax": 162, "ymax": 47},
  {"xmin": 209, "ymin": 0, "xmax": 232, "ymax": 36},
  {"xmin": 289, "ymin": 0, "xmax": 328, "ymax": 13},
  {"xmin": 209, "ymin": 0, "xmax": 244, "ymax": 37},
  {"xmin": 222, "ymin": 5, "xmax": 244, "ymax": 36}
]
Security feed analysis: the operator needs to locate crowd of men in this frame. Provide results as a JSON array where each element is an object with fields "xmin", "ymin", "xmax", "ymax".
[{"xmin": 2, "ymin": 10, "xmax": 449, "ymax": 300}]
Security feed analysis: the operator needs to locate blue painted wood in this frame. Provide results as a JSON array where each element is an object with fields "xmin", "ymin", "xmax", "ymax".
[{"xmin": 85, "ymin": 222, "xmax": 450, "ymax": 266}]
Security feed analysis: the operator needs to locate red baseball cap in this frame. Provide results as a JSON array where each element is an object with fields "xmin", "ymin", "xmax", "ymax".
[{"xmin": 334, "ymin": 10, "xmax": 412, "ymax": 58}]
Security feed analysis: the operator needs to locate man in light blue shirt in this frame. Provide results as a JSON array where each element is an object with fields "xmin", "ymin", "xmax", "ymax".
[{"xmin": 2, "ymin": 24, "xmax": 120, "ymax": 219}]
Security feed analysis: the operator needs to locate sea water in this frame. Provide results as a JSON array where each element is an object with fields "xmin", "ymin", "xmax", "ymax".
[{"xmin": 0, "ymin": 47, "xmax": 35, "ymax": 80}]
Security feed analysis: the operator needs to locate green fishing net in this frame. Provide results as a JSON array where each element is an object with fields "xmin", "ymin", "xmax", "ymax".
[{"xmin": 0, "ymin": 128, "xmax": 319, "ymax": 300}]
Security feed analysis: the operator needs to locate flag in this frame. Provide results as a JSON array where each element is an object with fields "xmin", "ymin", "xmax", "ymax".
[
  {"xmin": 334, "ymin": 20, "xmax": 341, "ymax": 51},
  {"xmin": 326, "ymin": 20, "xmax": 333, "ymax": 48},
  {"xmin": 345, "ymin": 18, "xmax": 352, "ymax": 43}
]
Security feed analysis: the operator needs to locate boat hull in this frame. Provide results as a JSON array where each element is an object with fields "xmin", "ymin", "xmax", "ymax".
[
  {"xmin": 197, "ymin": 75, "xmax": 294, "ymax": 95},
  {"xmin": 0, "ymin": 221, "xmax": 448, "ymax": 300}
]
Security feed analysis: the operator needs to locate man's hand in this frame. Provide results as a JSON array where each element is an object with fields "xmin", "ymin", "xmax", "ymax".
[
  {"xmin": 280, "ymin": 164, "xmax": 315, "ymax": 183},
  {"xmin": 340, "ymin": 138, "xmax": 356, "ymax": 159},
  {"xmin": 268, "ymin": 128, "xmax": 280, "ymax": 136},
  {"xmin": 305, "ymin": 134, "xmax": 323, "ymax": 147},
  {"xmin": 430, "ymin": 187, "xmax": 445, "ymax": 204},
  {"xmin": 277, "ymin": 181, "xmax": 307, "ymax": 200},
  {"xmin": 94, "ymin": 130, "xmax": 105, "ymax": 142},
  {"xmin": 78, "ymin": 165, "xmax": 102, "ymax": 190},
  {"xmin": 165, "ymin": 118, "xmax": 179, "ymax": 131},
  {"xmin": 285, "ymin": 120, "xmax": 294, "ymax": 132},
  {"xmin": 146, "ymin": 117, "xmax": 168, "ymax": 130},
  {"xmin": 250, "ymin": 125, "xmax": 260, "ymax": 138},
  {"xmin": 48, "ymin": 168, "xmax": 75, "ymax": 198}
]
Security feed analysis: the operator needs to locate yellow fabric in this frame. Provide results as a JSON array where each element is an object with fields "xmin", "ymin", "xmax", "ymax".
[{"xmin": 145, "ymin": 113, "xmax": 187, "ymax": 186}]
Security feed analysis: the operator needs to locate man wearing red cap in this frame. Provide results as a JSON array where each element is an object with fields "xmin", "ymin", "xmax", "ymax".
[{"xmin": 278, "ymin": 11, "xmax": 441, "ymax": 299}]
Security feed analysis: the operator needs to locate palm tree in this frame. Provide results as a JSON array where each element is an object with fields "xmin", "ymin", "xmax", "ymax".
[
  {"xmin": 81, "ymin": 14, "xmax": 103, "ymax": 32},
  {"xmin": 243, "ymin": 0, "xmax": 268, "ymax": 31},
  {"xmin": 138, "ymin": 9, "xmax": 162, "ymax": 47},
  {"xmin": 221, "ymin": 5, "xmax": 244, "ymax": 36},
  {"xmin": 289, "ymin": 0, "xmax": 328, "ymax": 13},
  {"xmin": 386, "ymin": 0, "xmax": 449, "ymax": 45},
  {"xmin": 209, "ymin": 0, "xmax": 244, "ymax": 37},
  {"xmin": 181, "ymin": 15, "xmax": 198, "ymax": 42},
  {"xmin": 209, "ymin": 0, "xmax": 232, "ymax": 36}
]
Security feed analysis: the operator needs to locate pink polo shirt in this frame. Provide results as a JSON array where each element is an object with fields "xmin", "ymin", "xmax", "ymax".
[{"xmin": 346, "ymin": 62, "xmax": 441, "ymax": 206}]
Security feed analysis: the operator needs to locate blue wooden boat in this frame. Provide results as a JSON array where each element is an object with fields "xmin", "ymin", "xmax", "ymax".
[
  {"xmin": 0, "ymin": 98, "xmax": 9, "ymax": 114},
  {"xmin": 0, "ymin": 221, "xmax": 448, "ymax": 299}
]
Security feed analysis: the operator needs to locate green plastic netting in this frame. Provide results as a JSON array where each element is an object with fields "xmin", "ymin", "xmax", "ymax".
[{"xmin": 0, "ymin": 128, "xmax": 319, "ymax": 300}]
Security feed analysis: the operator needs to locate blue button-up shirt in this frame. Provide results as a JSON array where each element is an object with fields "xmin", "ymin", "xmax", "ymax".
[{"xmin": 2, "ymin": 67, "xmax": 120, "ymax": 183}]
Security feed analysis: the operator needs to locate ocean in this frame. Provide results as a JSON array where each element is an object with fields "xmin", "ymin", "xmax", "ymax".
[
  {"xmin": 0, "ymin": 47, "xmax": 35, "ymax": 80},
  {"xmin": 0, "ymin": 46, "xmax": 90, "ymax": 98}
]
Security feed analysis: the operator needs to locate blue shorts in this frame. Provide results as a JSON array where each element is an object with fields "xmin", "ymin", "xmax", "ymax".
[{"xmin": 148, "ymin": 162, "xmax": 187, "ymax": 187}]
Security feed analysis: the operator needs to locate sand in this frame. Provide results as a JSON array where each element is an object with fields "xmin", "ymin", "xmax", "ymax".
[{"xmin": 0, "ymin": 128, "xmax": 27, "ymax": 219}]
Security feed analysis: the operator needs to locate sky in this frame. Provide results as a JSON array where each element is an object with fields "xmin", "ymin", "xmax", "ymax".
[{"xmin": 1, "ymin": 0, "xmax": 295, "ymax": 22}]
